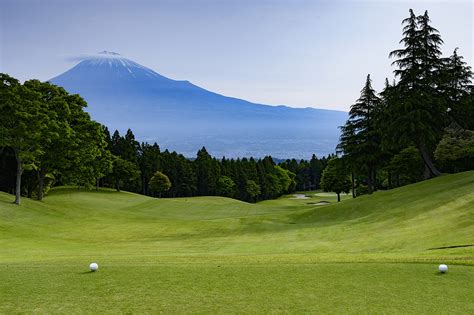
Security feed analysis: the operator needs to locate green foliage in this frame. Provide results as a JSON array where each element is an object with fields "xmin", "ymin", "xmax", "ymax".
[
  {"xmin": 320, "ymin": 157, "xmax": 351, "ymax": 202},
  {"xmin": 195, "ymin": 147, "xmax": 220, "ymax": 196},
  {"xmin": 63, "ymin": 114, "xmax": 113, "ymax": 190},
  {"xmin": 273, "ymin": 165, "xmax": 295, "ymax": 194},
  {"xmin": 148, "ymin": 171, "xmax": 171, "ymax": 197},
  {"xmin": 443, "ymin": 48, "xmax": 473, "ymax": 129},
  {"xmin": 245, "ymin": 180, "xmax": 261, "ymax": 202},
  {"xmin": 338, "ymin": 74, "xmax": 382, "ymax": 193},
  {"xmin": 0, "ymin": 74, "xmax": 114, "ymax": 203},
  {"xmin": 387, "ymin": 146, "xmax": 424, "ymax": 187},
  {"xmin": 216, "ymin": 176, "xmax": 236, "ymax": 197},
  {"xmin": 159, "ymin": 150, "xmax": 196, "ymax": 197},
  {"xmin": 0, "ymin": 74, "xmax": 44, "ymax": 163},
  {"xmin": 384, "ymin": 9, "xmax": 447, "ymax": 177},
  {"xmin": 21, "ymin": 81, "xmax": 113, "ymax": 198},
  {"xmin": 0, "ymin": 74, "xmax": 46, "ymax": 204},
  {"xmin": 337, "ymin": 9, "xmax": 472, "ymax": 189},
  {"xmin": 108, "ymin": 129, "xmax": 141, "ymax": 192},
  {"xmin": 138, "ymin": 142, "xmax": 161, "ymax": 195},
  {"xmin": 111, "ymin": 157, "xmax": 140, "ymax": 192},
  {"xmin": 278, "ymin": 155, "xmax": 326, "ymax": 191},
  {"xmin": 435, "ymin": 126, "xmax": 474, "ymax": 172},
  {"xmin": 111, "ymin": 129, "xmax": 139, "ymax": 163}
]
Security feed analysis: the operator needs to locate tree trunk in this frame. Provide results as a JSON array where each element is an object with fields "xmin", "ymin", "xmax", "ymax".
[
  {"xmin": 337, "ymin": 193, "xmax": 341, "ymax": 202},
  {"xmin": 116, "ymin": 181, "xmax": 120, "ymax": 192},
  {"xmin": 14, "ymin": 149, "xmax": 22, "ymax": 205},
  {"xmin": 388, "ymin": 171, "xmax": 392, "ymax": 190},
  {"xmin": 37, "ymin": 168, "xmax": 46, "ymax": 201},
  {"xmin": 418, "ymin": 143, "xmax": 441, "ymax": 178},
  {"xmin": 96, "ymin": 178, "xmax": 100, "ymax": 191},
  {"xmin": 351, "ymin": 172, "xmax": 356, "ymax": 198}
]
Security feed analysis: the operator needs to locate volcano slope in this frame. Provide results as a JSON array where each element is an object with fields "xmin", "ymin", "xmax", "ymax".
[
  {"xmin": 1, "ymin": 171, "xmax": 473, "ymax": 313},
  {"xmin": 49, "ymin": 52, "xmax": 347, "ymax": 158}
]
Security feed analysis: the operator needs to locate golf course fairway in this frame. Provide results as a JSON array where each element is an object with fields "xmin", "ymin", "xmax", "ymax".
[{"xmin": 1, "ymin": 171, "xmax": 473, "ymax": 313}]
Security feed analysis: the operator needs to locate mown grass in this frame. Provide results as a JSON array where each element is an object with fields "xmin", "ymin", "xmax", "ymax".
[{"xmin": 1, "ymin": 171, "xmax": 473, "ymax": 313}]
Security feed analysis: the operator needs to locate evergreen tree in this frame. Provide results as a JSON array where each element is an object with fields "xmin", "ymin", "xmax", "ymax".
[
  {"xmin": 442, "ymin": 48, "xmax": 473, "ymax": 129},
  {"xmin": 338, "ymin": 74, "xmax": 382, "ymax": 194},
  {"xmin": 194, "ymin": 147, "xmax": 220, "ymax": 195},
  {"xmin": 309, "ymin": 155, "xmax": 323, "ymax": 190},
  {"xmin": 296, "ymin": 160, "xmax": 311, "ymax": 191},
  {"xmin": 160, "ymin": 150, "xmax": 196, "ymax": 197},
  {"xmin": 138, "ymin": 142, "xmax": 161, "ymax": 195},
  {"xmin": 386, "ymin": 9, "xmax": 446, "ymax": 178}
]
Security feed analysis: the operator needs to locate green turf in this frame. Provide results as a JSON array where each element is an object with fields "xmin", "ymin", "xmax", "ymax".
[{"xmin": 1, "ymin": 171, "xmax": 473, "ymax": 313}]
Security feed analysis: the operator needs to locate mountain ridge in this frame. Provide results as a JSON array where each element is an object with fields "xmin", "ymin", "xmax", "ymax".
[{"xmin": 50, "ymin": 52, "xmax": 347, "ymax": 158}]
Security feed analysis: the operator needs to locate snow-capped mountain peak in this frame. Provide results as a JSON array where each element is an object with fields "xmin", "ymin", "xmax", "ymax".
[
  {"xmin": 49, "ymin": 53, "xmax": 347, "ymax": 158},
  {"xmin": 59, "ymin": 51, "xmax": 167, "ymax": 80}
]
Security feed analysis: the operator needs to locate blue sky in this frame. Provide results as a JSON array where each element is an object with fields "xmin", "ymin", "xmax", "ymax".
[{"xmin": 1, "ymin": 0, "xmax": 472, "ymax": 111}]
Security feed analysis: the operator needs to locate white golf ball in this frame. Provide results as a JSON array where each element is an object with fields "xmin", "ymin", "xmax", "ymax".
[
  {"xmin": 439, "ymin": 264, "xmax": 448, "ymax": 273},
  {"xmin": 89, "ymin": 262, "xmax": 99, "ymax": 272}
]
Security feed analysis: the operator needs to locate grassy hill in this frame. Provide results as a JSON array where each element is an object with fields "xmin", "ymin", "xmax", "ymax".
[{"xmin": 1, "ymin": 171, "xmax": 473, "ymax": 313}]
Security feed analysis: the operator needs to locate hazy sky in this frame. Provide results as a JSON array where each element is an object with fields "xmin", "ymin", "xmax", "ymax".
[{"xmin": 1, "ymin": 0, "xmax": 472, "ymax": 111}]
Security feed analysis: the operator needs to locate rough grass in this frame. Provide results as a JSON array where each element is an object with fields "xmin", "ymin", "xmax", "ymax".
[{"xmin": 0, "ymin": 171, "xmax": 473, "ymax": 313}]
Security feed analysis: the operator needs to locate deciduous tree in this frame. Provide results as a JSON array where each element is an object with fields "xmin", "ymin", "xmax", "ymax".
[
  {"xmin": 320, "ymin": 157, "xmax": 351, "ymax": 202},
  {"xmin": 149, "ymin": 171, "xmax": 171, "ymax": 197},
  {"xmin": 0, "ymin": 74, "xmax": 45, "ymax": 205}
]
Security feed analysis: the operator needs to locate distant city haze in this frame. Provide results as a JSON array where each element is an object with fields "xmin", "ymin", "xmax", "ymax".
[{"xmin": 1, "ymin": 0, "xmax": 472, "ymax": 111}]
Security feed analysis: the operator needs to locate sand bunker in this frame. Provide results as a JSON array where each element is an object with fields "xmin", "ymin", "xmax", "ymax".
[
  {"xmin": 290, "ymin": 194, "xmax": 310, "ymax": 199},
  {"xmin": 307, "ymin": 201, "xmax": 331, "ymax": 206},
  {"xmin": 314, "ymin": 192, "xmax": 338, "ymax": 197}
]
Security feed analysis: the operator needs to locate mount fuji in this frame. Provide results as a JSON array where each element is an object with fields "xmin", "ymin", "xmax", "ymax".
[{"xmin": 50, "ymin": 51, "xmax": 347, "ymax": 158}]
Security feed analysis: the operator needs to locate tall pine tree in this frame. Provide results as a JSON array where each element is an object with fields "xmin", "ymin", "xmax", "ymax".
[
  {"xmin": 338, "ymin": 74, "xmax": 381, "ymax": 194},
  {"xmin": 386, "ymin": 9, "xmax": 446, "ymax": 177}
]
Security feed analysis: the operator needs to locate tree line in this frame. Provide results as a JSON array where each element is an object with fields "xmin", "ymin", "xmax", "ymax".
[
  {"xmin": 323, "ymin": 9, "xmax": 473, "ymax": 200},
  {"xmin": 69, "ymin": 127, "xmax": 333, "ymax": 203},
  {"xmin": 0, "ymin": 75, "xmax": 332, "ymax": 204}
]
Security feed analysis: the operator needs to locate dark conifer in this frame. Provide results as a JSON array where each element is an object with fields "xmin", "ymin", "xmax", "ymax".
[
  {"xmin": 338, "ymin": 74, "xmax": 381, "ymax": 194},
  {"xmin": 386, "ymin": 9, "xmax": 446, "ymax": 177}
]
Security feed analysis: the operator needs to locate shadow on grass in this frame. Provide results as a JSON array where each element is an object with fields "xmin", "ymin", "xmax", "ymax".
[
  {"xmin": 78, "ymin": 271, "xmax": 97, "ymax": 275},
  {"xmin": 428, "ymin": 244, "xmax": 474, "ymax": 250},
  {"xmin": 435, "ymin": 272, "xmax": 448, "ymax": 276}
]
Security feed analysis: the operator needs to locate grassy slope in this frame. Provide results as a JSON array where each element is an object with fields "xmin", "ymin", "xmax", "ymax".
[{"xmin": 0, "ymin": 171, "xmax": 473, "ymax": 313}]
